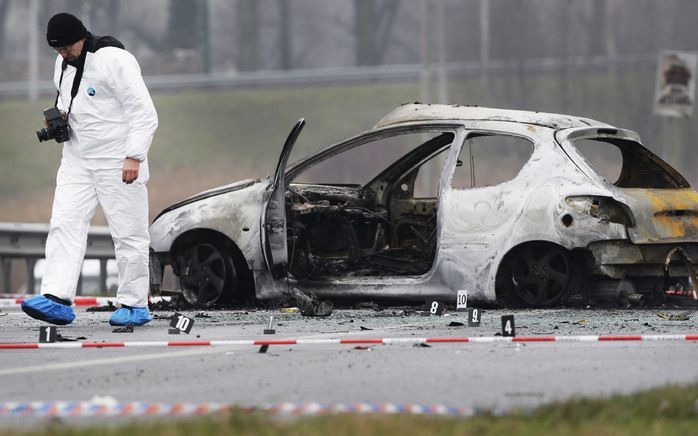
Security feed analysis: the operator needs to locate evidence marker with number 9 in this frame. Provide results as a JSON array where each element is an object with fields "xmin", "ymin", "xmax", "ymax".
[{"xmin": 468, "ymin": 307, "xmax": 481, "ymax": 326}]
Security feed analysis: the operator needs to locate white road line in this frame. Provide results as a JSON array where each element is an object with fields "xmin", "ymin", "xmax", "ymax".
[{"xmin": 0, "ymin": 346, "xmax": 236, "ymax": 377}]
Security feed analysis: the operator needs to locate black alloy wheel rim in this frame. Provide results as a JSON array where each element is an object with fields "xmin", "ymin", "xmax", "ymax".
[
  {"xmin": 511, "ymin": 245, "xmax": 572, "ymax": 306},
  {"xmin": 180, "ymin": 243, "xmax": 229, "ymax": 305}
]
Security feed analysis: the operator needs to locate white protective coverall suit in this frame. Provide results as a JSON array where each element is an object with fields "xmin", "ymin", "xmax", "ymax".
[{"xmin": 41, "ymin": 44, "xmax": 158, "ymax": 307}]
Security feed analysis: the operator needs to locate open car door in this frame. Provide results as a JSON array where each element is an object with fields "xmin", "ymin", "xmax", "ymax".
[{"xmin": 261, "ymin": 119, "xmax": 306, "ymax": 278}]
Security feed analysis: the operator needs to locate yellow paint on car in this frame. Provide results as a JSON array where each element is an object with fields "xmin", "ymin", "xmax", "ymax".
[{"xmin": 627, "ymin": 189, "xmax": 698, "ymax": 241}]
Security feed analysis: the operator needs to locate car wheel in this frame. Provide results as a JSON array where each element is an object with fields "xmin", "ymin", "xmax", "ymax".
[
  {"xmin": 177, "ymin": 241, "xmax": 238, "ymax": 306},
  {"xmin": 508, "ymin": 243, "xmax": 575, "ymax": 307}
]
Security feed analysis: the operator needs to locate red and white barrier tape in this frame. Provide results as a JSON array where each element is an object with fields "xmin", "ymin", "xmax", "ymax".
[
  {"xmin": 0, "ymin": 401, "xmax": 475, "ymax": 417},
  {"xmin": 0, "ymin": 296, "xmax": 169, "ymax": 308},
  {"xmin": 1, "ymin": 334, "xmax": 697, "ymax": 350}
]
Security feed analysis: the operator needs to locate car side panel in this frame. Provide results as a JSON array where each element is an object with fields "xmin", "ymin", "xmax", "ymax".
[
  {"xmin": 149, "ymin": 182, "xmax": 269, "ymax": 272},
  {"xmin": 437, "ymin": 123, "xmax": 626, "ymax": 300}
]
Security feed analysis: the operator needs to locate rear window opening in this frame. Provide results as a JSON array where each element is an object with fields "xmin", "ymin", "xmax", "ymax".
[{"xmin": 571, "ymin": 137, "xmax": 689, "ymax": 189}]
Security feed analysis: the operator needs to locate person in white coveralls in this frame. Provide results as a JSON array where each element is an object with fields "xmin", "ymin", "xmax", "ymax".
[{"xmin": 22, "ymin": 12, "xmax": 158, "ymax": 326}]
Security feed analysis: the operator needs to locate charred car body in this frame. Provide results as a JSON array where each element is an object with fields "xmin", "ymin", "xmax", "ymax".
[{"xmin": 149, "ymin": 104, "xmax": 698, "ymax": 307}]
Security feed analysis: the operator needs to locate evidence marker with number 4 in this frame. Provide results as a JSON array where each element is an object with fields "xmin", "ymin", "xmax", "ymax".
[{"xmin": 501, "ymin": 315, "xmax": 515, "ymax": 337}]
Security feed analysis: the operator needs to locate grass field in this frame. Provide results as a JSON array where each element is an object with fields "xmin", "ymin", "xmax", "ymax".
[{"xmin": 3, "ymin": 384, "xmax": 697, "ymax": 435}]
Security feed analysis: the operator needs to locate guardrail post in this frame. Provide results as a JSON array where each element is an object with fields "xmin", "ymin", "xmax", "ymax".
[
  {"xmin": 99, "ymin": 259, "xmax": 107, "ymax": 296},
  {"xmin": 1, "ymin": 257, "xmax": 11, "ymax": 293},
  {"xmin": 26, "ymin": 258, "xmax": 36, "ymax": 293}
]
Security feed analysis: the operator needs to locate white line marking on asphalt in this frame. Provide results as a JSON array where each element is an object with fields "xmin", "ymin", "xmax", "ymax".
[{"xmin": 0, "ymin": 346, "xmax": 236, "ymax": 377}]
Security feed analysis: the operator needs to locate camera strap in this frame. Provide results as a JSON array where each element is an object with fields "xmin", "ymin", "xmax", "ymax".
[
  {"xmin": 54, "ymin": 62, "xmax": 79, "ymax": 118},
  {"xmin": 53, "ymin": 33, "xmax": 124, "ymax": 118}
]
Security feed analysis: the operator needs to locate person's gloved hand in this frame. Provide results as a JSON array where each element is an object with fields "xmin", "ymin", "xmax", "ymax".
[{"xmin": 122, "ymin": 157, "xmax": 140, "ymax": 184}]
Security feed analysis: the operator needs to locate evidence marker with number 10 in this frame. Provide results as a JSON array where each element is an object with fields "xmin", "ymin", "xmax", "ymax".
[
  {"xmin": 169, "ymin": 313, "xmax": 194, "ymax": 334},
  {"xmin": 456, "ymin": 290, "xmax": 468, "ymax": 311}
]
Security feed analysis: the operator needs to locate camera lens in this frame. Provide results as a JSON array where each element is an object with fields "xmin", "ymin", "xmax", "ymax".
[{"xmin": 36, "ymin": 128, "xmax": 50, "ymax": 142}]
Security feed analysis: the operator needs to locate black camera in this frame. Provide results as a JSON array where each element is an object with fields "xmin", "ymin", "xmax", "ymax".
[{"xmin": 36, "ymin": 107, "xmax": 70, "ymax": 143}]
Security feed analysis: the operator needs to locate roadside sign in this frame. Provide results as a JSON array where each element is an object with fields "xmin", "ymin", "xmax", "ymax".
[{"xmin": 654, "ymin": 50, "xmax": 696, "ymax": 117}]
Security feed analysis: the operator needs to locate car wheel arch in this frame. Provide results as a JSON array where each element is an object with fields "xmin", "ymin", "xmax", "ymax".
[
  {"xmin": 493, "ymin": 240, "xmax": 589, "ymax": 307},
  {"xmin": 171, "ymin": 228, "xmax": 255, "ymax": 304}
]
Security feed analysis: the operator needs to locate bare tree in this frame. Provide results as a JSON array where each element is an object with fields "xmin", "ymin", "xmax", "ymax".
[
  {"xmin": 168, "ymin": 0, "xmax": 200, "ymax": 50},
  {"xmin": 0, "ymin": 0, "xmax": 10, "ymax": 58},
  {"xmin": 237, "ymin": 0, "xmax": 259, "ymax": 71},
  {"xmin": 277, "ymin": 0, "xmax": 292, "ymax": 69},
  {"xmin": 354, "ymin": 0, "xmax": 400, "ymax": 66}
]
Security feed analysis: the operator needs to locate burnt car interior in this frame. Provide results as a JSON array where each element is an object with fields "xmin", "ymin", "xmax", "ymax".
[
  {"xmin": 284, "ymin": 130, "xmax": 455, "ymax": 279},
  {"xmin": 572, "ymin": 137, "xmax": 690, "ymax": 189}
]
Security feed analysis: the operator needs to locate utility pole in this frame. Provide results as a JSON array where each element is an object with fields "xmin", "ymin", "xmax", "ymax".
[
  {"xmin": 81, "ymin": 2, "xmax": 91, "ymax": 28},
  {"xmin": 420, "ymin": 0, "xmax": 430, "ymax": 104},
  {"xmin": 436, "ymin": 0, "xmax": 448, "ymax": 103},
  {"xmin": 480, "ymin": 0, "xmax": 490, "ymax": 95},
  {"xmin": 28, "ymin": 0, "xmax": 39, "ymax": 102},
  {"xmin": 200, "ymin": 0, "xmax": 211, "ymax": 74},
  {"xmin": 605, "ymin": 0, "xmax": 617, "ymax": 72}
]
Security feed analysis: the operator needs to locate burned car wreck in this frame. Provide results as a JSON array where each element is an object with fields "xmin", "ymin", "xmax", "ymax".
[{"xmin": 149, "ymin": 103, "xmax": 698, "ymax": 307}]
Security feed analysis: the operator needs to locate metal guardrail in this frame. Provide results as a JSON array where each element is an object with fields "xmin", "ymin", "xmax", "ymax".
[
  {"xmin": 0, "ymin": 222, "xmax": 114, "ymax": 294},
  {"xmin": 0, "ymin": 54, "xmax": 656, "ymax": 99}
]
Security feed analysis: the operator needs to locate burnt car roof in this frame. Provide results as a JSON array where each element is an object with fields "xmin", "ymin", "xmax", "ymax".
[{"xmin": 373, "ymin": 103, "xmax": 611, "ymax": 131}]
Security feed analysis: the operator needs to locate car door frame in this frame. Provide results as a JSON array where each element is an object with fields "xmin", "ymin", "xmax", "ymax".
[
  {"xmin": 281, "ymin": 122, "xmax": 467, "ymax": 297},
  {"xmin": 261, "ymin": 118, "xmax": 305, "ymax": 278}
]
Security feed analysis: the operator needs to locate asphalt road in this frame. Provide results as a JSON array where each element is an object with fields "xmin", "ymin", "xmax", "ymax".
[{"xmin": 0, "ymin": 304, "xmax": 697, "ymax": 427}]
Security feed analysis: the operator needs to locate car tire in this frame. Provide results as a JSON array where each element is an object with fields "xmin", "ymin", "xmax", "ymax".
[
  {"xmin": 176, "ymin": 240, "xmax": 239, "ymax": 306},
  {"xmin": 497, "ymin": 243, "xmax": 580, "ymax": 307}
]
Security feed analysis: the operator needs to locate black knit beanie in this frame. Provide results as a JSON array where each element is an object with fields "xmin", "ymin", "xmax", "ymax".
[{"xmin": 46, "ymin": 13, "xmax": 87, "ymax": 47}]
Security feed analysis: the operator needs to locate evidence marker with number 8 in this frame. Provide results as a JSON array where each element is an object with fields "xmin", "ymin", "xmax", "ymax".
[{"xmin": 428, "ymin": 300, "xmax": 445, "ymax": 315}]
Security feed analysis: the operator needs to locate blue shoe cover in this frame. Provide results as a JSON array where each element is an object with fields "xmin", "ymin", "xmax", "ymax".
[
  {"xmin": 109, "ymin": 306, "xmax": 152, "ymax": 326},
  {"xmin": 21, "ymin": 295, "xmax": 76, "ymax": 325}
]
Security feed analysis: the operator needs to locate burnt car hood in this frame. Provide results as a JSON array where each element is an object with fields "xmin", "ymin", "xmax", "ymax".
[
  {"xmin": 154, "ymin": 178, "xmax": 260, "ymax": 221},
  {"xmin": 622, "ymin": 188, "xmax": 698, "ymax": 244}
]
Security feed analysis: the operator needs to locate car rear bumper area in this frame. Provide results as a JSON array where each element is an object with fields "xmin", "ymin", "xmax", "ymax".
[{"xmin": 587, "ymin": 240, "xmax": 698, "ymax": 296}]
